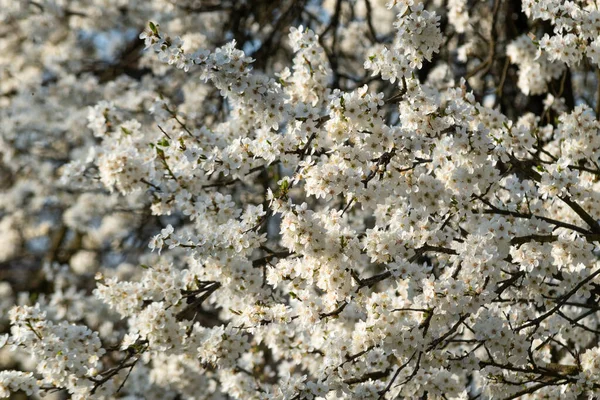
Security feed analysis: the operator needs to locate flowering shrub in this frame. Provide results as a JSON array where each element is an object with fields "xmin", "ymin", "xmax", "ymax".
[{"xmin": 3, "ymin": 0, "xmax": 600, "ymax": 399}]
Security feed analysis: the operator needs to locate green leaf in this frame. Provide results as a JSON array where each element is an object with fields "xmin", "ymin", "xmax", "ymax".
[{"xmin": 149, "ymin": 21, "xmax": 158, "ymax": 35}]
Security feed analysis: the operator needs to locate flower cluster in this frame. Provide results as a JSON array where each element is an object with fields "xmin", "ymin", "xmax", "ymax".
[
  {"xmin": 6, "ymin": 305, "xmax": 105, "ymax": 399},
  {"xmin": 3, "ymin": 0, "xmax": 600, "ymax": 399},
  {"xmin": 365, "ymin": 2, "xmax": 442, "ymax": 83}
]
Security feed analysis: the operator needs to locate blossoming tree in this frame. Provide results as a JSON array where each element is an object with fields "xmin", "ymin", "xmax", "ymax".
[{"xmin": 2, "ymin": 0, "xmax": 600, "ymax": 398}]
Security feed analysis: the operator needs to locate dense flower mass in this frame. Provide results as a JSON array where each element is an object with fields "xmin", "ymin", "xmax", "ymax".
[{"xmin": 3, "ymin": 0, "xmax": 600, "ymax": 399}]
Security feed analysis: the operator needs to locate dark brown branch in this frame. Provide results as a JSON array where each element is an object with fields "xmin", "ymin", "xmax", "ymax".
[
  {"xmin": 427, "ymin": 314, "xmax": 469, "ymax": 351},
  {"xmin": 344, "ymin": 368, "xmax": 393, "ymax": 385},
  {"xmin": 377, "ymin": 351, "xmax": 417, "ymax": 399},
  {"xmin": 516, "ymin": 268, "xmax": 600, "ymax": 332},
  {"xmin": 176, "ymin": 282, "xmax": 222, "ymax": 321},
  {"xmin": 501, "ymin": 379, "xmax": 564, "ymax": 400},
  {"xmin": 319, "ymin": 301, "xmax": 348, "ymax": 319},
  {"xmin": 558, "ymin": 195, "xmax": 600, "ymax": 233}
]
